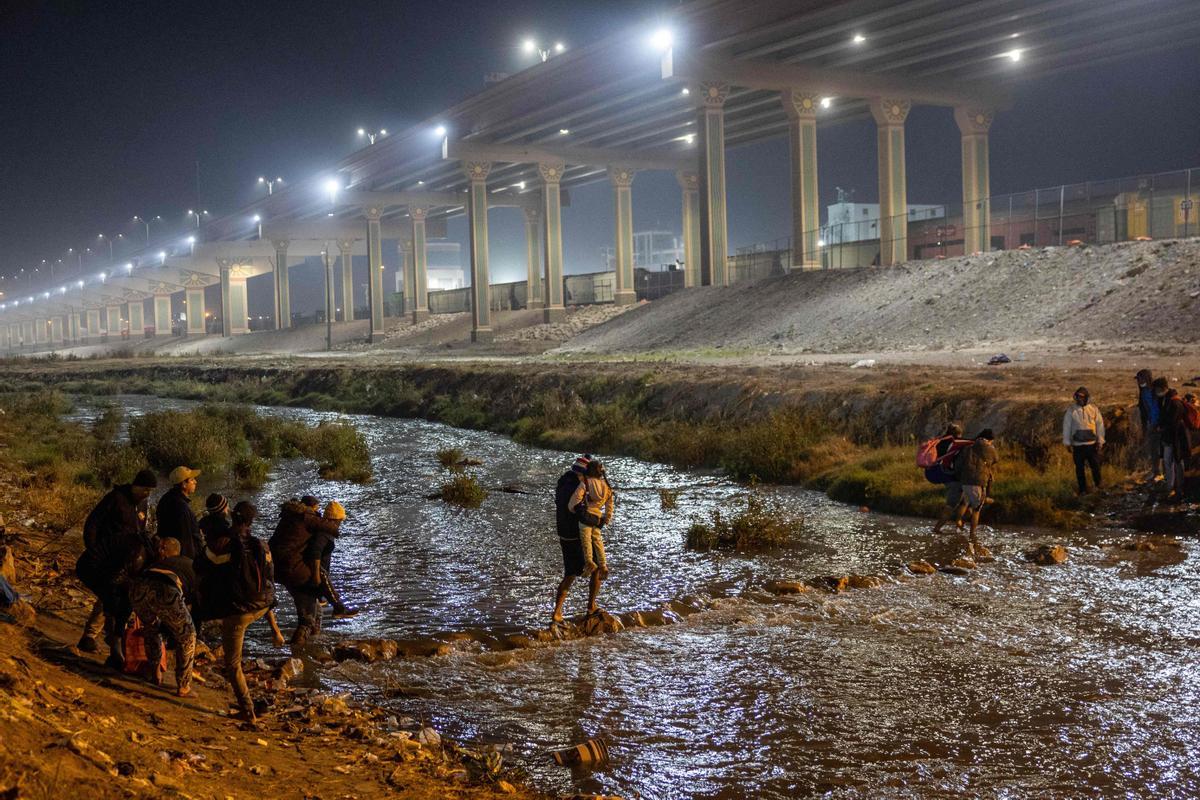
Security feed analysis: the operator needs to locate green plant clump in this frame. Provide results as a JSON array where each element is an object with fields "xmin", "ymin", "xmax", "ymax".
[
  {"xmin": 685, "ymin": 489, "xmax": 804, "ymax": 553},
  {"xmin": 438, "ymin": 473, "xmax": 487, "ymax": 508},
  {"xmin": 437, "ymin": 447, "xmax": 466, "ymax": 471},
  {"xmin": 308, "ymin": 421, "xmax": 373, "ymax": 482},
  {"xmin": 659, "ymin": 488, "xmax": 679, "ymax": 510}
]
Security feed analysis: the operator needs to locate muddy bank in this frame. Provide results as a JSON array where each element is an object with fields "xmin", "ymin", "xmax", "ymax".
[{"xmin": 5, "ymin": 358, "xmax": 1176, "ymax": 528}]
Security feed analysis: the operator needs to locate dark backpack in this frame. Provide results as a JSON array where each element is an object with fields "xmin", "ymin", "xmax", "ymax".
[{"xmin": 228, "ymin": 538, "xmax": 276, "ymax": 614}]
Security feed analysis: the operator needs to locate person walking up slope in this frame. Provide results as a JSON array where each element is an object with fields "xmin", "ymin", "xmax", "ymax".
[{"xmin": 1062, "ymin": 386, "xmax": 1105, "ymax": 494}]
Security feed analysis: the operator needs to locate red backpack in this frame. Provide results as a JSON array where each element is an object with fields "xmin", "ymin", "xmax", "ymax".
[{"xmin": 1183, "ymin": 401, "xmax": 1200, "ymax": 431}]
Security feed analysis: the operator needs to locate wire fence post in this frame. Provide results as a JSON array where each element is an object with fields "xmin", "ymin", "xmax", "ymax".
[{"xmin": 1057, "ymin": 184, "xmax": 1065, "ymax": 246}]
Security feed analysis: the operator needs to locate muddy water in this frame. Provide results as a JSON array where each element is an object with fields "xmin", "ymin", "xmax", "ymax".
[{"xmin": 75, "ymin": 396, "xmax": 1200, "ymax": 799}]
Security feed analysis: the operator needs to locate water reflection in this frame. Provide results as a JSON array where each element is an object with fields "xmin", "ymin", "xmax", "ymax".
[{"xmin": 71, "ymin": 395, "xmax": 1200, "ymax": 799}]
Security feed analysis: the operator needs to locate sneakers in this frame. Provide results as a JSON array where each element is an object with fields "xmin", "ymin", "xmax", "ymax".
[
  {"xmin": 332, "ymin": 605, "xmax": 359, "ymax": 620},
  {"xmin": 76, "ymin": 635, "xmax": 99, "ymax": 653}
]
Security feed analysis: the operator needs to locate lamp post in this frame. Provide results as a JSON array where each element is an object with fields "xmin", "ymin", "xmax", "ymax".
[
  {"xmin": 522, "ymin": 38, "xmax": 565, "ymax": 62},
  {"xmin": 253, "ymin": 215, "xmax": 262, "ymax": 239},
  {"xmin": 357, "ymin": 128, "xmax": 387, "ymax": 145},
  {"xmin": 322, "ymin": 242, "xmax": 334, "ymax": 351},
  {"xmin": 97, "ymin": 233, "xmax": 121, "ymax": 260},
  {"xmin": 133, "ymin": 215, "xmax": 160, "ymax": 245},
  {"xmin": 186, "ymin": 209, "xmax": 210, "ymax": 230},
  {"xmin": 257, "ymin": 176, "xmax": 283, "ymax": 194}
]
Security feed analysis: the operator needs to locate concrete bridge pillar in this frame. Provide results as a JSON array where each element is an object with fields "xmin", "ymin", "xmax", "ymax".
[
  {"xmin": 955, "ymin": 107, "xmax": 994, "ymax": 255},
  {"xmin": 400, "ymin": 237, "xmax": 415, "ymax": 315},
  {"xmin": 784, "ymin": 90, "xmax": 821, "ymax": 270},
  {"xmin": 323, "ymin": 246, "xmax": 336, "ymax": 337},
  {"xmin": 106, "ymin": 305, "xmax": 122, "ymax": 339},
  {"xmin": 410, "ymin": 207, "xmax": 430, "ymax": 322},
  {"xmin": 677, "ymin": 171, "xmax": 701, "ymax": 288},
  {"xmin": 185, "ymin": 286, "xmax": 206, "ymax": 336},
  {"xmin": 870, "ymin": 97, "xmax": 912, "ymax": 267},
  {"xmin": 127, "ymin": 302, "xmax": 143, "ymax": 339},
  {"xmin": 365, "ymin": 208, "xmax": 386, "ymax": 342},
  {"xmin": 463, "ymin": 162, "xmax": 493, "ymax": 343},
  {"xmin": 23, "ymin": 321, "xmax": 34, "ymax": 347},
  {"xmin": 50, "ymin": 316, "xmax": 63, "ymax": 344},
  {"xmin": 33, "ymin": 318, "xmax": 47, "ymax": 345},
  {"xmin": 695, "ymin": 82, "xmax": 730, "ymax": 286},
  {"xmin": 273, "ymin": 240, "xmax": 290, "ymax": 330},
  {"xmin": 539, "ymin": 161, "xmax": 566, "ymax": 323},
  {"xmin": 86, "ymin": 309, "xmax": 102, "ymax": 341},
  {"xmin": 1, "ymin": 325, "xmax": 8, "ymax": 350},
  {"xmin": 152, "ymin": 290, "xmax": 172, "ymax": 337},
  {"xmin": 522, "ymin": 205, "xmax": 542, "ymax": 310},
  {"xmin": 218, "ymin": 262, "xmax": 249, "ymax": 336},
  {"xmin": 610, "ymin": 166, "xmax": 638, "ymax": 306},
  {"xmin": 338, "ymin": 240, "xmax": 355, "ymax": 322}
]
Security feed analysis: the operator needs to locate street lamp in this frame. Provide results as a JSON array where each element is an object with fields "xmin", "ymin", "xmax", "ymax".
[
  {"xmin": 252, "ymin": 214, "xmax": 262, "ymax": 239},
  {"xmin": 186, "ymin": 209, "xmax": 210, "ymax": 229},
  {"xmin": 133, "ymin": 215, "xmax": 161, "ymax": 244},
  {"xmin": 324, "ymin": 178, "xmax": 340, "ymax": 204},
  {"xmin": 97, "ymin": 233, "xmax": 122, "ymax": 260},
  {"xmin": 522, "ymin": 38, "xmax": 565, "ymax": 62},
  {"xmin": 258, "ymin": 176, "xmax": 283, "ymax": 194},
  {"xmin": 357, "ymin": 128, "xmax": 387, "ymax": 145}
]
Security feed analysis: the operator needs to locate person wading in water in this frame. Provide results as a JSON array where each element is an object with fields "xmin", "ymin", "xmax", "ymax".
[{"xmin": 552, "ymin": 455, "xmax": 606, "ymax": 623}]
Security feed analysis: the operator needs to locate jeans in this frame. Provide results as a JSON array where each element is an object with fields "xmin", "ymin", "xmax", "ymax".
[
  {"xmin": 221, "ymin": 608, "xmax": 268, "ymax": 713},
  {"xmin": 1072, "ymin": 444, "xmax": 1102, "ymax": 493},
  {"xmin": 286, "ymin": 584, "xmax": 322, "ymax": 644},
  {"xmin": 578, "ymin": 523, "xmax": 607, "ymax": 569},
  {"xmin": 1164, "ymin": 445, "xmax": 1184, "ymax": 492}
]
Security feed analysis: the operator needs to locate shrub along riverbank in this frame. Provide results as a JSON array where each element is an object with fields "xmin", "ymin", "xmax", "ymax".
[{"xmin": 5, "ymin": 361, "xmax": 1141, "ymax": 529}]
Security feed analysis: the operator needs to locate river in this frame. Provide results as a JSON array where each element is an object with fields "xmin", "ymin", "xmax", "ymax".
[{"xmin": 71, "ymin": 395, "xmax": 1200, "ymax": 799}]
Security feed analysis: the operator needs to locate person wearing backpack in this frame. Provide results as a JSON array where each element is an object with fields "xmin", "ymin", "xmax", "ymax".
[
  {"xmin": 568, "ymin": 459, "xmax": 615, "ymax": 583},
  {"xmin": 926, "ymin": 424, "xmax": 968, "ymax": 534},
  {"xmin": 1135, "ymin": 370, "xmax": 1163, "ymax": 481},
  {"xmin": 127, "ymin": 537, "xmax": 197, "ymax": 696},
  {"xmin": 1159, "ymin": 386, "xmax": 1192, "ymax": 501},
  {"xmin": 1062, "ymin": 386, "xmax": 1105, "ymax": 494},
  {"xmin": 953, "ymin": 429, "xmax": 999, "ymax": 554},
  {"xmin": 199, "ymin": 501, "xmax": 285, "ymax": 724}
]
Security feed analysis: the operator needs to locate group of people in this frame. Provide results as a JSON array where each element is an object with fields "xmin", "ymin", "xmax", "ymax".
[
  {"xmin": 924, "ymin": 371, "xmax": 1198, "ymax": 552},
  {"xmin": 75, "ymin": 463, "xmax": 354, "ymax": 724}
]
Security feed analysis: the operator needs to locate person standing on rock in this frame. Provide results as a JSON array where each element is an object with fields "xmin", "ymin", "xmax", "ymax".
[
  {"xmin": 269, "ymin": 496, "xmax": 341, "ymax": 646},
  {"xmin": 953, "ymin": 430, "xmax": 999, "ymax": 554},
  {"xmin": 198, "ymin": 501, "xmax": 284, "ymax": 725},
  {"xmin": 569, "ymin": 459, "xmax": 615, "ymax": 582},
  {"xmin": 76, "ymin": 469, "xmax": 158, "ymax": 667},
  {"xmin": 930, "ymin": 424, "xmax": 968, "ymax": 534},
  {"xmin": 552, "ymin": 455, "xmax": 602, "ymax": 623},
  {"xmin": 156, "ymin": 466, "xmax": 204, "ymax": 560},
  {"xmin": 1062, "ymin": 386, "xmax": 1105, "ymax": 495},
  {"xmin": 128, "ymin": 537, "xmax": 197, "ymax": 696},
  {"xmin": 1135, "ymin": 370, "xmax": 1163, "ymax": 482}
]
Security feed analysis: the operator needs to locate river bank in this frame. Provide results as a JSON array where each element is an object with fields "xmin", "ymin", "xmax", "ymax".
[{"xmin": 6, "ymin": 357, "xmax": 1194, "ymax": 529}]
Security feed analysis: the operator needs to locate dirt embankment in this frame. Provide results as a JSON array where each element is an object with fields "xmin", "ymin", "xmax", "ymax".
[{"xmin": 559, "ymin": 238, "xmax": 1200, "ymax": 356}]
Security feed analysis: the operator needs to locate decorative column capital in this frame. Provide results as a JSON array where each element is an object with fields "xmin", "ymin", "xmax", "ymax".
[
  {"xmin": 463, "ymin": 161, "xmax": 492, "ymax": 183},
  {"xmin": 954, "ymin": 107, "xmax": 995, "ymax": 135},
  {"xmin": 151, "ymin": 281, "xmax": 174, "ymax": 295},
  {"xmin": 216, "ymin": 257, "xmax": 235, "ymax": 271},
  {"xmin": 537, "ymin": 161, "xmax": 565, "ymax": 185},
  {"xmin": 521, "ymin": 204, "xmax": 541, "ymax": 224},
  {"xmin": 271, "ymin": 239, "xmax": 289, "ymax": 251},
  {"xmin": 870, "ymin": 98, "xmax": 912, "ymax": 126},
  {"xmin": 337, "ymin": 238, "xmax": 354, "ymax": 253},
  {"xmin": 783, "ymin": 90, "xmax": 821, "ymax": 120},
  {"xmin": 409, "ymin": 205, "xmax": 429, "ymax": 222},
  {"xmin": 608, "ymin": 166, "xmax": 636, "ymax": 188},
  {"xmin": 696, "ymin": 82, "xmax": 730, "ymax": 109},
  {"xmin": 676, "ymin": 171, "xmax": 699, "ymax": 192},
  {"xmin": 364, "ymin": 207, "xmax": 383, "ymax": 222}
]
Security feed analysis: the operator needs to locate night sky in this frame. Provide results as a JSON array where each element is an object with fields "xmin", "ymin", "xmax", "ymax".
[{"xmin": 2, "ymin": 1, "xmax": 1198, "ymax": 317}]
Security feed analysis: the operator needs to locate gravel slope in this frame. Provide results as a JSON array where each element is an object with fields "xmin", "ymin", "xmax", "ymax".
[{"xmin": 557, "ymin": 239, "xmax": 1200, "ymax": 355}]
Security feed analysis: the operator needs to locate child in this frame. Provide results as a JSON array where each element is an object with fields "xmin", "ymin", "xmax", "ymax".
[{"xmin": 569, "ymin": 460, "xmax": 615, "ymax": 578}]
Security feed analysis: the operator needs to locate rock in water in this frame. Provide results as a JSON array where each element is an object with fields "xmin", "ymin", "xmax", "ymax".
[
  {"xmin": 907, "ymin": 561, "xmax": 937, "ymax": 575},
  {"xmin": 765, "ymin": 579, "xmax": 809, "ymax": 595},
  {"xmin": 581, "ymin": 610, "xmax": 624, "ymax": 636},
  {"xmin": 332, "ymin": 639, "xmax": 399, "ymax": 663},
  {"xmin": 951, "ymin": 557, "xmax": 977, "ymax": 570},
  {"xmin": 847, "ymin": 574, "xmax": 884, "ymax": 589},
  {"xmin": 1026, "ymin": 544, "xmax": 1068, "ymax": 565},
  {"xmin": 807, "ymin": 575, "xmax": 849, "ymax": 593}
]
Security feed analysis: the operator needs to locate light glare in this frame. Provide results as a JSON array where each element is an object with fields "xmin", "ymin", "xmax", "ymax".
[
  {"xmin": 651, "ymin": 28, "xmax": 673, "ymax": 50},
  {"xmin": 1006, "ymin": 48, "xmax": 1022, "ymax": 61}
]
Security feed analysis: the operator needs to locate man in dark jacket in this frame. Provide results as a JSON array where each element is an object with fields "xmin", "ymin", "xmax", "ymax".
[
  {"xmin": 269, "ymin": 497, "xmax": 340, "ymax": 646},
  {"xmin": 1159, "ymin": 385, "xmax": 1191, "ymax": 501},
  {"xmin": 953, "ymin": 430, "xmax": 999, "ymax": 554},
  {"xmin": 552, "ymin": 455, "xmax": 601, "ymax": 623},
  {"xmin": 1136, "ymin": 370, "xmax": 1163, "ymax": 481},
  {"xmin": 76, "ymin": 468, "xmax": 158, "ymax": 668},
  {"xmin": 128, "ymin": 537, "xmax": 197, "ymax": 696},
  {"xmin": 156, "ymin": 466, "xmax": 204, "ymax": 560}
]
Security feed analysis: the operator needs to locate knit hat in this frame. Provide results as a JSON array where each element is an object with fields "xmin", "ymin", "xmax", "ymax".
[
  {"xmin": 571, "ymin": 455, "xmax": 592, "ymax": 474},
  {"xmin": 1074, "ymin": 386, "xmax": 1090, "ymax": 399},
  {"xmin": 205, "ymin": 493, "xmax": 228, "ymax": 515},
  {"xmin": 300, "ymin": 495, "xmax": 319, "ymax": 509},
  {"xmin": 324, "ymin": 501, "xmax": 346, "ymax": 521},
  {"xmin": 132, "ymin": 469, "xmax": 158, "ymax": 488},
  {"xmin": 975, "ymin": 428, "xmax": 995, "ymax": 441}
]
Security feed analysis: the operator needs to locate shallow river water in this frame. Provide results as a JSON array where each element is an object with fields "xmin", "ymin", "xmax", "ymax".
[{"xmin": 74, "ymin": 396, "xmax": 1200, "ymax": 799}]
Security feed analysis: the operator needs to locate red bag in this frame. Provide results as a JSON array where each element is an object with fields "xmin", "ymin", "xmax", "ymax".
[
  {"xmin": 1182, "ymin": 401, "xmax": 1200, "ymax": 431},
  {"xmin": 122, "ymin": 616, "xmax": 168, "ymax": 676}
]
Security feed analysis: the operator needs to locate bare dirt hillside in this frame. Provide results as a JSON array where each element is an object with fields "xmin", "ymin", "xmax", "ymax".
[{"xmin": 558, "ymin": 239, "xmax": 1200, "ymax": 356}]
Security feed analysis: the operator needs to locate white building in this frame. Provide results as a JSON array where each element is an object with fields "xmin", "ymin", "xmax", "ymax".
[
  {"xmin": 395, "ymin": 240, "xmax": 465, "ymax": 293},
  {"xmin": 601, "ymin": 230, "xmax": 684, "ymax": 271},
  {"xmin": 820, "ymin": 202, "xmax": 946, "ymax": 245}
]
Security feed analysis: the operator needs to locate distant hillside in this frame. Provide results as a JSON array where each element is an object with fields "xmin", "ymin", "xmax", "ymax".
[{"xmin": 558, "ymin": 239, "xmax": 1200, "ymax": 355}]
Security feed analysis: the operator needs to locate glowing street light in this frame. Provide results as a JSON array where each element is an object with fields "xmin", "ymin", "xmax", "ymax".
[
  {"xmin": 650, "ymin": 28, "xmax": 673, "ymax": 51},
  {"xmin": 133, "ymin": 215, "xmax": 161, "ymax": 244},
  {"xmin": 357, "ymin": 128, "xmax": 387, "ymax": 145},
  {"xmin": 158, "ymin": 250, "xmax": 167, "ymax": 264},
  {"xmin": 852, "ymin": 33, "xmax": 866, "ymax": 44},
  {"xmin": 324, "ymin": 178, "xmax": 340, "ymax": 204},
  {"xmin": 522, "ymin": 37, "xmax": 565, "ymax": 63},
  {"xmin": 186, "ymin": 209, "xmax": 210, "ymax": 229},
  {"xmin": 97, "ymin": 233, "xmax": 118, "ymax": 260},
  {"xmin": 434, "ymin": 125, "xmax": 447, "ymax": 138},
  {"xmin": 1005, "ymin": 48, "xmax": 1023, "ymax": 62},
  {"xmin": 252, "ymin": 214, "xmax": 262, "ymax": 239},
  {"xmin": 258, "ymin": 176, "xmax": 284, "ymax": 194}
]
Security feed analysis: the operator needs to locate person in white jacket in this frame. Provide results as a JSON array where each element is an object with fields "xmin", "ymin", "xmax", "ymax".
[{"xmin": 1062, "ymin": 386, "xmax": 1105, "ymax": 494}]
